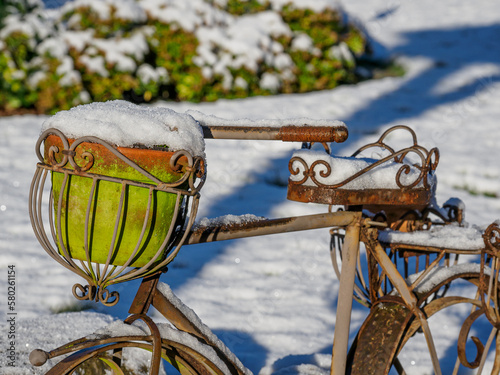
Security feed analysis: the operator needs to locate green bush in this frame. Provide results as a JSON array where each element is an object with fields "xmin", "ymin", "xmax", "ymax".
[
  {"xmin": 148, "ymin": 23, "xmax": 208, "ymax": 101},
  {"xmin": 222, "ymin": 0, "xmax": 271, "ymax": 15},
  {"xmin": 0, "ymin": 0, "xmax": 377, "ymax": 114}
]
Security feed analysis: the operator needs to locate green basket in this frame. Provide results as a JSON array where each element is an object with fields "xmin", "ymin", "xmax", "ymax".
[{"xmin": 46, "ymin": 135, "xmax": 189, "ymax": 268}]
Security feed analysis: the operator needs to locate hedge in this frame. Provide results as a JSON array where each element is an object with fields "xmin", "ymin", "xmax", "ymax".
[{"xmin": 0, "ymin": 0, "xmax": 375, "ymax": 114}]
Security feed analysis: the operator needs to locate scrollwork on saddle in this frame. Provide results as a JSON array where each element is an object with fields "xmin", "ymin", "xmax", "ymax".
[{"xmin": 288, "ymin": 125, "xmax": 439, "ymax": 191}]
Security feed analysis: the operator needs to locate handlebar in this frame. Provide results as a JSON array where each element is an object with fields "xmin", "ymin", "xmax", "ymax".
[{"xmin": 201, "ymin": 125, "xmax": 348, "ymax": 143}]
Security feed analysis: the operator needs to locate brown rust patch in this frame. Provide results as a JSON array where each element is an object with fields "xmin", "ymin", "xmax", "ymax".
[
  {"xmin": 278, "ymin": 125, "xmax": 348, "ymax": 143},
  {"xmin": 287, "ymin": 184, "xmax": 432, "ymax": 207},
  {"xmin": 191, "ymin": 217, "xmax": 293, "ymax": 235},
  {"xmin": 44, "ymin": 135, "xmax": 193, "ymax": 183}
]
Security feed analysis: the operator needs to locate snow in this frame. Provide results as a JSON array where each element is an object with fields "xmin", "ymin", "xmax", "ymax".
[
  {"xmin": 408, "ymin": 263, "xmax": 485, "ymax": 295},
  {"xmin": 36, "ymin": 37, "xmax": 68, "ymax": 59},
  {"xmin": 0, "ymin": 13, "xmax": 52, "ymax": 42},
  {"xmin": 140, "ymin": 0, "xmax": 230, "ymax": 32},
  {"xmin": 193, "ymin": 10, "xmax": 293, "ymax": 78},
  {"xmin": 327, "ymin": 43, "xmax": 355, "ymax": 65},
  {"xmin": 291, "ymin": 33, "xmax": 314, "ymax": 52},
  {"xmin": 91, "ymin": 32, "xmax": 150, "ymax": 72},
  {"xmin": 155, "ymin": 282, "xmax": 252, "ymax": 375},
  {"xmin": 61, "ymin": 30, "xmax": 94, "ymax": 52},
  {"xmin": 2, "ymin": 0, "xmax": 500, "ymax": 374},
  {"xmin": 379, "ymin": 223, "xmax": 485, "ymax": 250},
  {"xmin": 260, "ymin": 73, "xmax": 281, "ymax": 93},
  {"xmin": 78, "ymin": 54, "xmax": 108, "ymax": 76},
  {"xmin": 194, "ymin": 214, "xmax": 265, "ymax": 230},
  {"xmin": 0, "ymin": 312, "xmax": 116, "ymax": 373},
  {"xmin": 61, "ymin": 0, "xmax": 148, "ymax": 23},
  {"xmin": 40, "ymin": 100, "xmax": 206, "ymax": 157},
  {"xmin": 137, "ymin": 64, "xmax": 169, "ymax": 84},
  {"xmin": 186, "ymin": 110, "xmax": 347, "ymax": 129}
]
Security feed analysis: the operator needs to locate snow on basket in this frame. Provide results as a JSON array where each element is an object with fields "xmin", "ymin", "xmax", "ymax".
[
  {"xmin": 34, "ymin": 101, "xmax": 206, "ymax": 268},
  {"xmin": 287, "ymin": 125, "xmax": 439, "ymax": 207}
]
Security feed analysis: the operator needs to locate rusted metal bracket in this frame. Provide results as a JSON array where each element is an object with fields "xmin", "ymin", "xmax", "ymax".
[{"xmin": 129, "ymin": 272, "xmax": 162, "ymax": 315}]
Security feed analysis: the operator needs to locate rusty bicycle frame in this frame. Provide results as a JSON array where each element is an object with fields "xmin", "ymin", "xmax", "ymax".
[{"xmin": 28, "ymin": 122, "xmax": 500, "ymax": 375}]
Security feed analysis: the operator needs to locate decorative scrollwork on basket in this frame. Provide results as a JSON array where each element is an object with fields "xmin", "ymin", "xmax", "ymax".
[
  {"xmin": 30, "ymin": 129, "xmax": 206, "ymax": 306},
  {"xmin": 289, "ymin": 125, "xmax": 439, "ymax": 192},
  {"xmin": 36, "ymin": 129, "xmax": 206, "ymax": 195},
  {"xmin": 72, "ymin": 283, "xmax": 119, "ymax": 307}
]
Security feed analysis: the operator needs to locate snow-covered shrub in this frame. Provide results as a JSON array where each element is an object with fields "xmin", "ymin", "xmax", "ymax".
[
  {"xmin": 221, "ymin": 0, "xmax": 272, "ymax": 16},
  {"xmin": 0, "ymin": 0, "xmax": 87, "ymax": 113},
  {"xmin": 0, "ymin": 0, "xmax": 372, "ymax": 114},
  {"xmin": 278, "ymin": 5, "xmax": 365, "ymax": 92},
  {"xmin": 61, "ymin": 0, "xmax": 149, "ymax": 103}
]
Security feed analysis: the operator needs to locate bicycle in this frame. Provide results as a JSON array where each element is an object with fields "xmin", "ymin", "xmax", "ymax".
[{"xmin": 28, "ymin": 103, "xmax": 500, "ymax": 375}]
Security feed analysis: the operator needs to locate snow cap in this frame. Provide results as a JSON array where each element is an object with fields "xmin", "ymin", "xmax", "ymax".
[{"xmin": 41, "ymin": 100, "xmax": 206, "ymax": 157}]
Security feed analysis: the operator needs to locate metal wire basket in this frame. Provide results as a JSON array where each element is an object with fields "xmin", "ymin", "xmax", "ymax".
[{"xmin": 29, "ymin": 128, "xmax": 206, "ymax": 306}]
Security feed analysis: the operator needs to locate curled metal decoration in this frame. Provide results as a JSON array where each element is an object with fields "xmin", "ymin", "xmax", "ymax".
[
  {"xmin": 457, "ymin": 308, "xmax": 486, "ymax": 369},
  {"xmin": 288, "ymin": 156, "xmax": 310, "ymax": 186},
  {"xmin": 29, "ymin": 129, "xmax": 205, "ymax": 306},
  {"xmin": 97, "ymin": 286, "xmax": 120, "ymax": 307},
  {"xmin": 426, "ymin": 147, "xmax": 440, "ymax": 173},
  {"xmin": 289, "ymin": 125, "xmax": 438, "ymax": 192},
  {"xmin": 480, "ymin": 223, "xmax": 500, "ymax": 329},
  {"xmin": 72, "ymin": 283, "xmax": 119, "ymax": 306},
  {"xmin": 485, "ymin": 222, "xmax": 500, "ymax": 257},
  {"xmin": 72, "ymin": 284, "xmax": 97, "ymax": 302},
  {"xmin": 351, "ymin": 125, "xmax": 418, "ymax": 158}
]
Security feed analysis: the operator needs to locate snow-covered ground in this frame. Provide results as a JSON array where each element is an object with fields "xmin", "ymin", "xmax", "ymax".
[{"xmin": 1, "ymin": 0, "xmax": 500, "ymax": 374}]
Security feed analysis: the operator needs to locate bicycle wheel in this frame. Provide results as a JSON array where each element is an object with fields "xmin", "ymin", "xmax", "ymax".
[
  {"xmin": 347, "ymin": 269, "xmax": 489, "ymax": 375},
  {"xmin": 32, "ymin": 335, "xmax": 230, "ymax": 375},
  {"xmin": 31, "ymin": 314, "xmax": 236, "ymax": 375}
]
